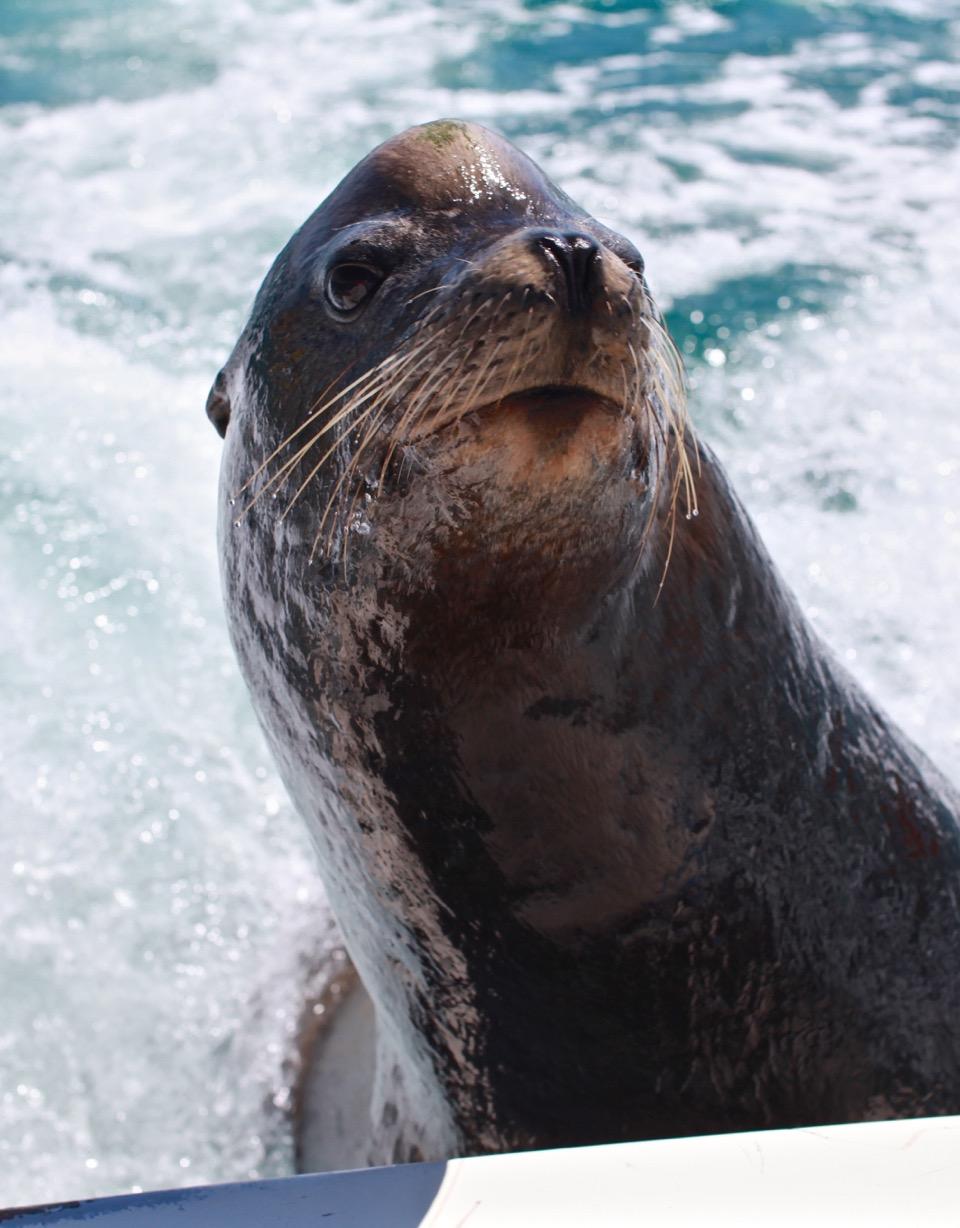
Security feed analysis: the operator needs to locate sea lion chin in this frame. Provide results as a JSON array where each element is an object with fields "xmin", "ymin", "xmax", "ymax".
[{"xmin": 210, "ymin": 119, "xmax": 960, "ymax": 1167}]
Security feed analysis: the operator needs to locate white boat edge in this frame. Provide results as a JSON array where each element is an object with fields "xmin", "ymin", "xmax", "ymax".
[{"xmin": 4, "ymin": 1114, "xmax": 960, "ymax": 1226}]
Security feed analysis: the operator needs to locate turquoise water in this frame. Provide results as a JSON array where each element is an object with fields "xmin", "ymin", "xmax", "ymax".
[{"xmin": 2, "ymin": 0, "xmax": 959, "ymax": 1205}]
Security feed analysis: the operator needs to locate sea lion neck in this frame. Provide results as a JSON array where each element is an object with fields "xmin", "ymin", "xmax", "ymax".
[{"xmin": 340, "ymin": 449, "xmax": 818, "ymax": 944}]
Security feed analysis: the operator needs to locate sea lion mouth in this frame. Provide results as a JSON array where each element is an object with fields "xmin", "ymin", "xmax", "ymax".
[
  {"xmin": 481, "ymin": 385, "xmax": 623, "ymax": 415},
  {"xmin": 470, "ymin": 385, "xmax": 622, "ymax": 420},
  {"xmin": 409, "ymin": 384, "xmax": 624, "ymax": 444}
]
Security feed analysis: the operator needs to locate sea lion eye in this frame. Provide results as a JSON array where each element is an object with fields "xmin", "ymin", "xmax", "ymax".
[
  {"xmin": 325, "ymin": 262, "xmax": 384, "ymax": 314},
  {"xmin": 623, "ymin": 254, "xmax": 645, "ymax": 278}
]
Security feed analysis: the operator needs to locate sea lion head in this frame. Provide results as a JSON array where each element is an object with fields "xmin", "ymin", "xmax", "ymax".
[{"xmin": 210, "ymin": 120, "xmax": 692, "ymax": 647}]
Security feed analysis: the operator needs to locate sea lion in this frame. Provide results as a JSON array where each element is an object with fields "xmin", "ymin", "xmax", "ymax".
[{"xmin": 209, "ymin": 120, "xmax": 960, "ymax": 1166}]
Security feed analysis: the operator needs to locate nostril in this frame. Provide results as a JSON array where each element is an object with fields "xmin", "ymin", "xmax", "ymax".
[{"xmin": 533, "ymin": 231, "xmax": 601, "ymax": 312}]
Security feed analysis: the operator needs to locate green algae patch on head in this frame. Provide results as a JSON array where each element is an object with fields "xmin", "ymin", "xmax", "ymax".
[{"xmin": 419, "ymin": 119, "xmax": 469, "ymax": 149}]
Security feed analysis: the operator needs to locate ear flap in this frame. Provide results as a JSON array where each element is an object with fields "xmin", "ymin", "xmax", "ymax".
[{"xmin": 206, "ymin": 369, "xmax": 231, "ymax": 438}]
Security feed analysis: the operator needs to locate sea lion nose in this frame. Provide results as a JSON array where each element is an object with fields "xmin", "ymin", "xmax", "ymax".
[{"xmin": 532, "ymin": 230, "xmax": 602, "ymax": 313}]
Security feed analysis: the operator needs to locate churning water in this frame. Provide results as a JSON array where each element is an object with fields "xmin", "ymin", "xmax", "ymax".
[{"xmin": 1, "ymin": 0, "xmax": 958, "ymax": 1205}]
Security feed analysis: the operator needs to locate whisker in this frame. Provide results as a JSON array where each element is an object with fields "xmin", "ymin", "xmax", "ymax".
[
  {"xmin": 449, "ymin": 293, "xmax": 512, "ymax": 418},
  {"xmin": 390, "ymin": 343, "xmax": 469, "ymax": 449},
  {"xmin": 625, "ymin": 311, "xmax": 698, "ymax": 600},
  {"xmin": 654, "ymin": 496, "xmax": 679, "ymax": 606},
  {"xmin": 388, "ymin": 295, "xmax": 504, "ymax": 448},
  {"xmin": 232, "ymin": 289, "xmax": 458, "ymax": 504},
  {"xmin": 376, "ymin": 344, "xmax": 460, "ymax": 489},
  {"xmin": 234, "ymin": 353, "xmax": 426, "ymax": 517},
  {"xmin": 311, "ymin": 395, "xmax": 400, "ymax": 563},
  {"xmin": 405, "ymin": 283, "xmax": 446, "ymax": 306},
  {"xmin": 232, "ymin": 342, "xmax": 431, "ymax": 502},
  {"xmin": 498, "ymin": 299, "xmax": 537, "ymax": 405},
  {"xmin": 280, "ymin": 396, "xmax": 385, "ymax": 522},
  {"xmin": 332, "ymin": 398, "xmax": 401, "ymax": 567},
  {"xmin": 413, "ymin": 296, "xmax": 510, "ymax": 441},
  {"xmin": 315, "ymin": 312, "xmax": 467, "ymax": 557}
]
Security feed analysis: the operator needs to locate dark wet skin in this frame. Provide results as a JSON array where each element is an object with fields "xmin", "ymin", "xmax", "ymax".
[{"xmin": 210, "ymin": 121, "xmax": 960, "ymax": 1164}]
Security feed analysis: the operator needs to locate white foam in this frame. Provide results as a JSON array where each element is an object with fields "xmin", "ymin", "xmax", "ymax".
[{"xmin": 0, "ymin": 308, "xmax": 332, "ymax": 1200}]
